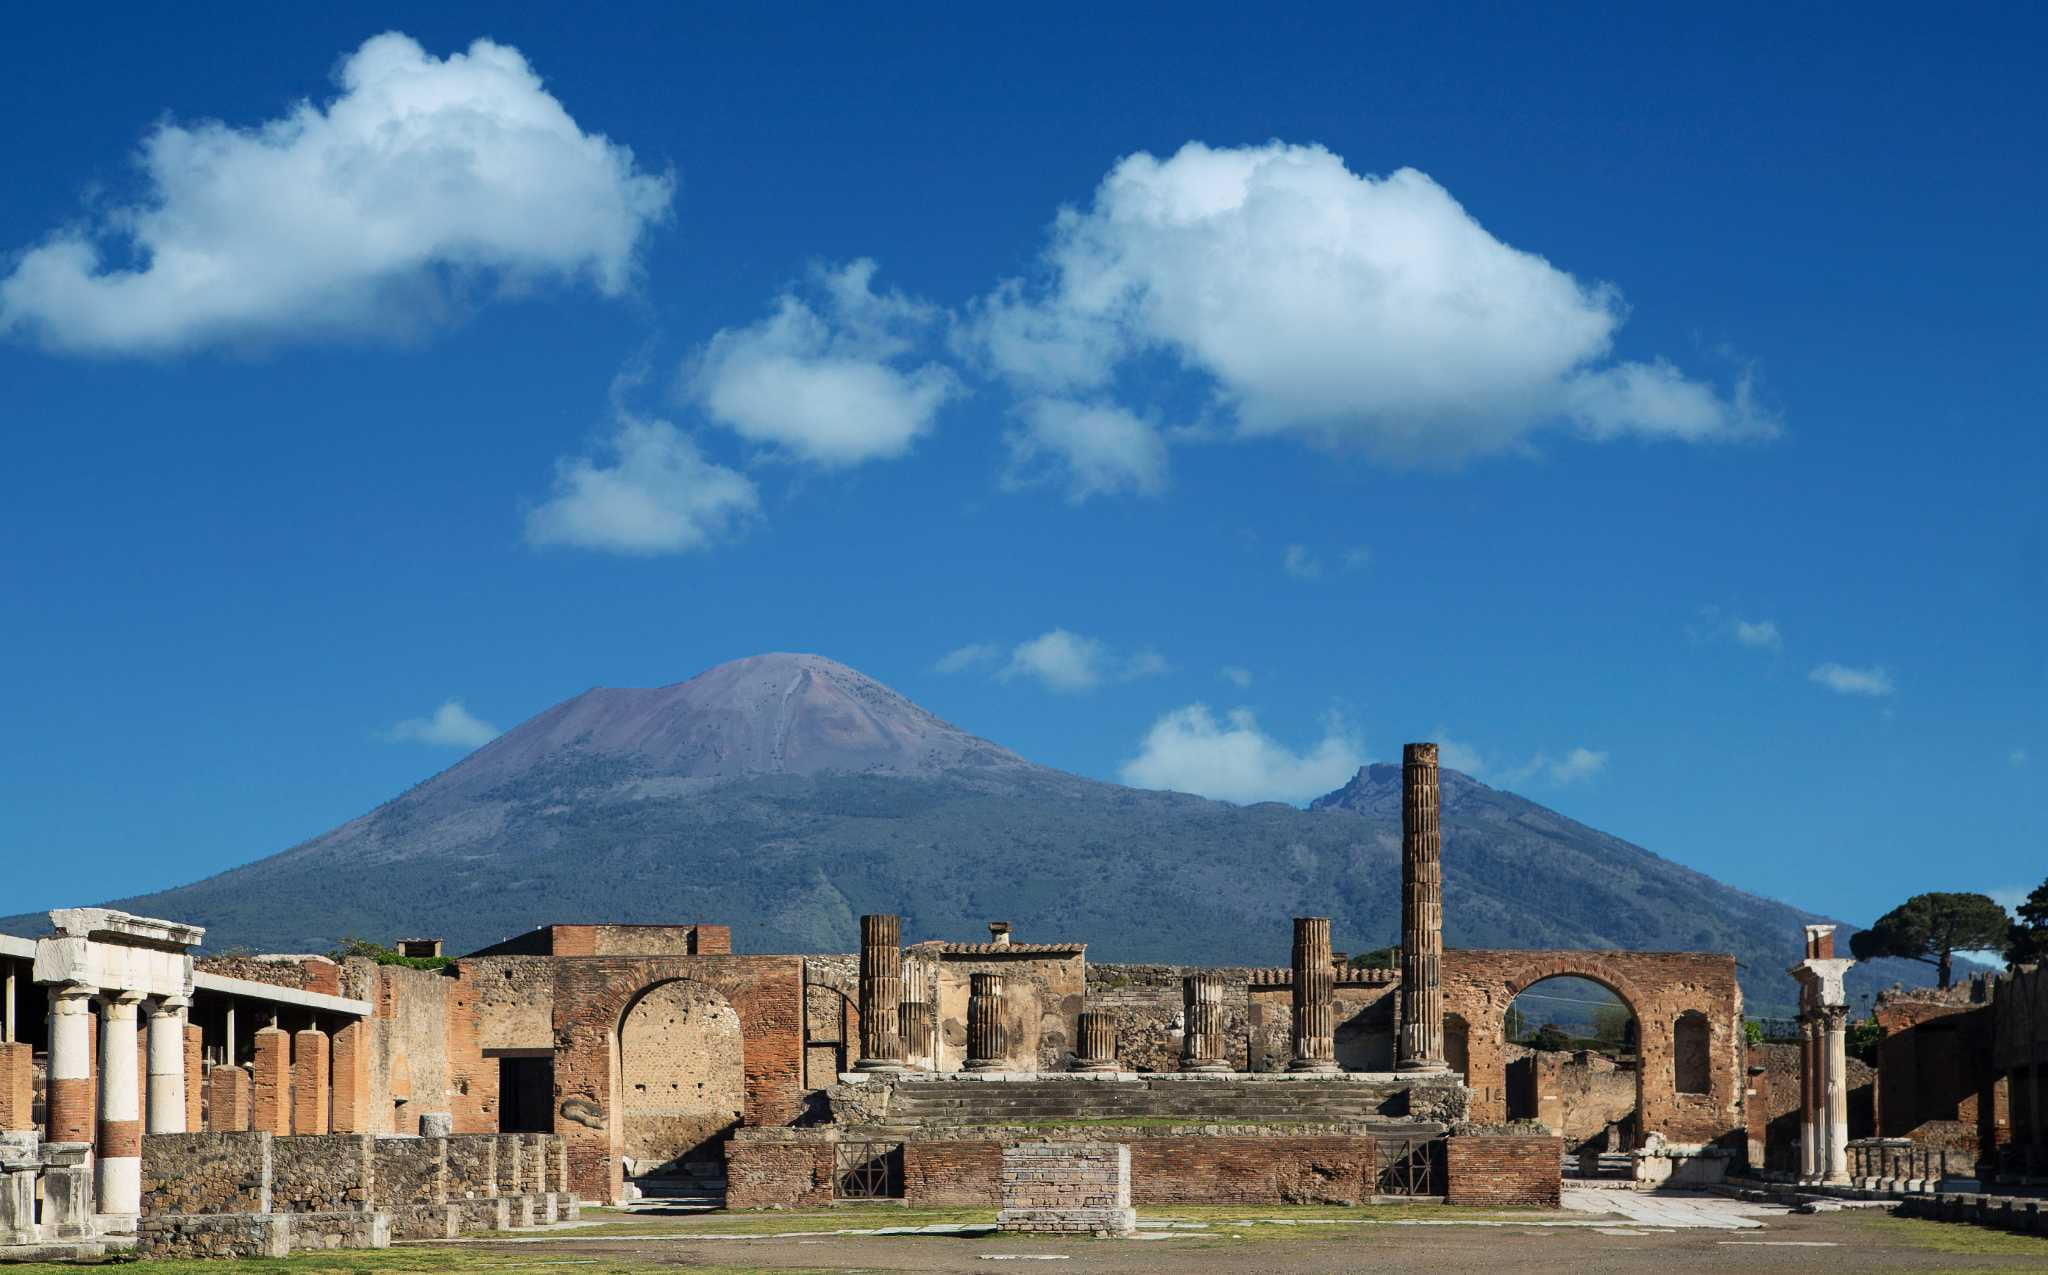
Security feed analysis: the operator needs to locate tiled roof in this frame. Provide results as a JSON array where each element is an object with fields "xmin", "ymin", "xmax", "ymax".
[{"xmin": 906, "ymin": 940, "xmax": 1087, "ymax": 955}]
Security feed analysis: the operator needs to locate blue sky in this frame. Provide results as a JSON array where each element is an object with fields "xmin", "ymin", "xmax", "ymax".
[{"xmin": 2, "ymin": 5, "xmax": 2041, "ymax": 932}]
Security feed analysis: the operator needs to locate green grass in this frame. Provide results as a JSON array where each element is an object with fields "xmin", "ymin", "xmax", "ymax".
[
  {"xmin": 1837, "ymin": 1212, "xmax": 2048, "ymax": 1258},
  {"xmin": 567, "ymin": 1204, "xmax": 996, "ymax": 1237},
  {"xmin": 2, "ymin": 1254, "xmax": 818, "ymax": 1275}
]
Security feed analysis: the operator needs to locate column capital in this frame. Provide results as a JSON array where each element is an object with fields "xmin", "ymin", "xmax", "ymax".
[
  {"xmin": 151, "ymin": 994, "xmax": 192, "ymax": 1014},
  {"xmin": 50, "ymin": 983, "xmax": 99, "ymax": 1005},
  {"xmin": 105, "ymin": 988, "xmax": 148, "ymax": 1008}
]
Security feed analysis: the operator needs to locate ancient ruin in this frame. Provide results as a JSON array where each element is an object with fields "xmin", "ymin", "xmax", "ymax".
[{"xmin": 13, "ymin": 738, "xmax": 2041, "ymax": 1257}]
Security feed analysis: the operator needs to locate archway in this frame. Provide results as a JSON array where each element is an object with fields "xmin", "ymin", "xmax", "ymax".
[
  {"xmin": 1502, "ymin": 975, "xmax": 1641, "ymax": 1157},
  {"xmin": 615, "ymin": 979, "xmax": 745, "ymax": 1179}
]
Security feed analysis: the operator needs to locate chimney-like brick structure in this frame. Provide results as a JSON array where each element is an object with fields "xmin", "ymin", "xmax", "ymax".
[
  {"xmin": 183, "ymin": 1023, "xmax": 203, "ymax": 1132},
  {"xmin": 251, "ymin": 1027, "xmax": 292, "ymax": 1135},
  {"xmin": 1180, "ymin": 974, "xmax": 1230, "ymax": 1073},
  {"xmin": 209, "ymin": 1065, "xmax": 251, "ymax": 1132},
  {"xmin": 855, "ymin": 914, "xmax": 907, "ymax": 1071},
  {"xmin": 1398, "ymin": 742, "xmax": 1448, "ymax": 1072},
  {"xmin": 292, "ymin": 1029, "xmax": 330, "ymax": 1134},
  {"xmin": 989, "ymin": 921, "xmax": 1013, "ymax": 946},
  {"xmin": 1288, "ymin": 917, "xmax": 1340, "ymax": 1072},
  {"xmin": 331, "ymin": 1020, "xmax": 369, "ymax": 1133},
  {"xmin": 1074, "ymin": 1011, "xmax": 1120, "ymax": 1072}
]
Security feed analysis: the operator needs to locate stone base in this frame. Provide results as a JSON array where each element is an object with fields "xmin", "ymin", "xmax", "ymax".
[
  {"xmin": 391, "ymin": 1203, "xmax": 461, "ymax": 1240},
  {"xmin": 138, "ymin": 1213, "xmax": 291, "ymax": 1259},
  {"xmin": 998, "ymin": 1206, "xmax": 1136, "ymax": 1235},
  {"xmin": 286, "ymin": 1210, "xmax": 392, "ymax": 1252},
  {"xmin": 457, "ymin": 1197, "xmax": 511, "ymax": 1231}
]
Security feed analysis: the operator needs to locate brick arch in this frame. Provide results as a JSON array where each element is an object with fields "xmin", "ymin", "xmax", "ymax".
[
  {"xmin": 1443, "ymin": 950, "xmax": 1742, "ymax": 1148},
  {"xmin": 551, "ymin": 955, "xmax": 803, "ymax": 1202}
]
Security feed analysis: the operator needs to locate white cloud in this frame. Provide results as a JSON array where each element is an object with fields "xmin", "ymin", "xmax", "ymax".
[
  {"xmin": 687, "ymin": 259, "xmax": 958, "ymax": 466},
  {"xmin": 1341, "ymin": 546, "xmax": 1372, "ymax": 572},
  {"xmin": 1119, "ymin": 705, "xmax": 1365, "ymax": 805},
  {"xmin": 1283, "ymin": 545, "xmax": 1322, "ymax": 579},
  {"xmin": 1733, "ymin": 619, "xmax": 1782, "ymax": 649},
  {"xmin": 964, "ymin": 141, "xmax": 1770, "ymax": 466},
  {"xmin": 988, "ymin": 629, "xmax": 1167, "ymax": 693},
  {"xmin": 1809, "ymin": 663, "xmax": 1895, "ymax": 697},
  {"xmin": 385, "ymin": 699, "xmax": 499, "ymax": 749},
  {"xmin": 936, "ymin": 642, "xmax": 1004, "ymax": 674},
  {"xmin": 1432, "ymin": 728, "xmax": 1606, "ymax": 787},
  {"xmin": 526, "ymin": 411, "xmax": 757, "ymax": 555},
  {"xmin": 1, "ymin": 33, "xmax": 671, "ymax": 354},
  {"xmin": 1221, "ymin": 666, "xmax": 1253, "ymax": 688},
  {"xmin": 1005, "ymin": 399, "xmax": 1168, "ymax": 500}
]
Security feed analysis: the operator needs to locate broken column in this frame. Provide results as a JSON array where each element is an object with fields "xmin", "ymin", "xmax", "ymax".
[
  {"xmin": 1397, "ymin": 742, "xmax": 1448, "ymax": 1072},
  {"xmin": 332, "ymin": 1020, "xmax": 369, "ymax": 1132},
  {"xmin": 98, "ymin": 989, "xmax": 145, "ymax": 1215},
  {"xmin": 146, "ymin": 995, "xmax": 189, "ymax": 1134},
  {"xmin": 1180, "ymin": 974, "xmax": 1230, "ymax": 1073},
  {"xmin": 293, "ymin": 1028, "xmax": 330, "ymax": 1134},
  {"xmin": 1289, "ymin": 916, "xmax": 1340, "ymax": 1073},
  {"xmin": 854, "ymin": 914, "xmax": 907, "ymax": 1072},
  {"xmin": 965, "ymin": 973, "xmax": 1007, "ymax": 1071},
  {"xmin": 251, "ymin": 1026, "xmax": 292, "ymax": 1136},
  {"xmin": 183, "ymin": 1021, "xmax": 203, "ymax": 1133},
  {"xmin": 1789, "ymin": 923, "xmax": 1854, "ymax": 1185},
  {"xmin": 209, "ymin": 1065, "xmax": 251, "ymax": 1132},
  {"xmin": 898, "ymin": 954, "xmax": 934, "ymax": 1070},
  {"xmin": 47, "ymin": 985, "xmax": 96, "ymax": 1144},
  {"xmin": 1073, "ymin": 1011, "xmax": 1120, "ymax": 1073}
]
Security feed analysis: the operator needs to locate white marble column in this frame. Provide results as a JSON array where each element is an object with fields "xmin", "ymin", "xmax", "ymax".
[
  {"xmin": 98, "ymin": 990, "xmax": 146, "ymax": 1215},
  {"xmin": 1822, "ymin": 1007, "xmax": 1850, "ymax": 1184},
  {"xmin": 146, "ymin": 996, "xmax": 190, "ymax": 1134},
  {"xmin": 1797, "ymin": 1016, "xmax": 1817, "ymax": 1181}
]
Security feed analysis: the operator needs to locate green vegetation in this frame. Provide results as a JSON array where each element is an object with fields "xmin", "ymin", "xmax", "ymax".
[
  {"xmin": 1743, "ymin": 1018, "xmax": 1765, "ymax": 1047},
  {"xmin": 0, "ymin": 1253, "xmax": 809, "ymax": 1275},
  {"xmin": 1849, "ymin": 892, "xmax": 2012, "ymax": 989},
  {"xmin": 1840, "ymin": 1210, "xmax": 2048, "ymax": 1258},
  {"xmin": 328, "ymin": 938, "xmax": 452, "ymax": 971},
  {"xmin": 2006, "ymin": 876, "xmax": 2048, "ymax": 966}
]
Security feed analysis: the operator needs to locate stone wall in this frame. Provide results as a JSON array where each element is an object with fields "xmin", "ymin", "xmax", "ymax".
[
  {"xmin": 447, "ymin": 1134, "xmax": 497, "ymax": 1198},
  {"xmin": 1085, "ymin": 965, "xmax": 1263, "ymax": 1072},
  {"xmin": 1444, "ymin": 1134, "xmax": 1562, "ymax": 1207},
  {"xmin": 142, "ymin": 1132, "xmax": 273, "ymax": 1215},
  {"xmin": 136, "ymin": 1212, "xmax": 288, "ymax": 1259},
  {"xmin": 933, "ymin": 949, "xmax": 1085, "ymax": 1072},
  {"xmin": 459, "ymin": 956, "xmax": 558, "ymax": 1052},
  {"xmin": 371, "ymin": 1136, "xmax": 446, "ymax": 1209},
  {"xmin": 196, "ymin": 956, "xmax": 340, "ymax": 996},
  {"xmin": 270, "ymin": 1133, "xmax": 373, "ymax": 1212},
  {"xmin": 619, "ymin": 979, "xmax": 745, "ymax": 1172},
  {"xmin": 998, "ymin": 1142, "xmax": 1133, "ymax": 1235}
]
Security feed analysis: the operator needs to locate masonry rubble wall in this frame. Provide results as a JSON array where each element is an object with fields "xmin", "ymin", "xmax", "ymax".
[{"xmin": 141, "ymin": 1132, "xmax": 273, "ymax": 1216}]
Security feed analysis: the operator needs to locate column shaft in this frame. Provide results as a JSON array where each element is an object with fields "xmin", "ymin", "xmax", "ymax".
[
  {"xmin": 98, "ymin": 991, "xmax": 145, "ymax": 1215},
  {"xmin": 965, "ymin": 973, "xmax": 1007, "ymax": 1071},
  {"xmin": 1289, "ymin": 917, "xmax": 1339, "ymax": 1072},
  {"xmin": 1074, "ymin": 1011, "xmax": 1120, "ymax": 1072},
  {"xmin": 146, "ymin": 999, "xmax": 189, "ymax": 1134},
  {"xmin": 898, "ymin": 955, "xmax": 934, "ymax": 1070},
  {"xmin": 1797, "ymin": 1017, "xmax": 1817, "ymax": 1181},
  {"xmin": 47, "ymin": 987, "xmax": 96, "ymax": 1144},
  {"xmin": 1823, "ymin": 1009, "xmax": 1850, "ymax": 1183},
  {"xmin": 854, "ymin": 915, "xmax": 907, "ymax": 1072},
  {"xmin": 1397, "ymin": 743, "xmax": 1447, "ymax": 1071},
  {"xmin": 1180, "ymin": 974, "xmax": 1229, "ymax": 1072}
]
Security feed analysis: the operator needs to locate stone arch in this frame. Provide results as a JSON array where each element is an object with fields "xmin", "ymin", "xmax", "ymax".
[
  {"xmin": 803, "ymin": 969, "xmax": 860, "ymax": 1085},
  {"xmin": 551, "ymin": 955, "xmax": 804, "ymax": 1202},
  {"xmin": 1444, "ymin": 1012, "xmax": 1471, "ymax": 1082},
  {"xmin": 616, "ymin": 978, "xmax": 745, "ymax": 1175},
  {"xmin": 1450, "ymin": 956, "xmax": 1652, "ymax": 1144}
]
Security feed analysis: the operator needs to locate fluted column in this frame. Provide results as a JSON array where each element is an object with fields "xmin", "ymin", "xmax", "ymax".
[
  {"xmin": 855, "ymin": 914, "xmax": 907, "ymax": 1072},
  {"xmin": 1822, "ymin": 1006, "xmax": 1850, "ymax": 1184},
  {"xmin": 1180, "ymin": 974, "xmax": 1230, "ymax": 1073},
  {"xmin": 898, "ymin": 954, "xmax": 934, "ymax": 1070},
  {"xmin": 146, "ymin": 996, "xmax": 190, "ymax": 1134},
  {"xmin": 1074, "ymin": 1011, "xmax": 1120, "ymax": 1072},
  {"xmin": 98, "ymin": 990, "xmax": 146, "ymax": 1215},
  {"xmin": 1797, "ymin": 1015, "xmax": 1816, "ymax": 1181},
  {"xmin": 965, "ymin": 973, "xmax": 1006, "ymax": 1071},
  {"xmin": 46, "ymin": 985, "xmax": 96, "ymax": 1145},
  {"xmin": 1289, "ymin": 917, "xmax": 1339, "ymax": 1072},
  {"xmin": 1397, "ymin": 742, "xmax": 1447, "ymax": 1072}
]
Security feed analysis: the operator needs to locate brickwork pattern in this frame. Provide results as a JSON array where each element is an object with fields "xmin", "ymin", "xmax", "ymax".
[
  {"xmin": 292, "ymin": 1030, "xmax": 330, "ymax": 1135},
  {"xmin": 724, "ymin": 1138, "xmax": 834, "ymax": 1208},
  {"xmin": 998, "ymin": 1142, "xmax": 1134, "ymax": 1235},
  {"xmin": 331, "ymin": 1020, "xmax": 368, "ymax": 1133},
  {"xmin": 0, "ymin": 1042, "xmax": 31, "ymax": 1131},
  {"xmin": 1444, "ymin": 1134, "xmax": 1562, "ymax": 1206},
  {"xmin": 209, "ymin": 1065, "xmax": 252, "ymax": 1132},
  {"xmin": 252, "ymin": 1028, "xmax": 292, "ymax": 1136},
  {"xmin": 184, "ymin": 1024, "xmax": 204, "ymax": 1132}
]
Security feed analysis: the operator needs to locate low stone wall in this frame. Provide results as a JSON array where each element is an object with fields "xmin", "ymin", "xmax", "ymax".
[
  {"xmin": 447, "ymin": 1134, "xmax": 498, "ymax": 1197},
  {"xmin": 141, "ymin": 1132, "xmax": 272, "ymax": 1216},
  {"xmin": 136, "ymin": 1212, "xmax": 289, "ymax": 1259},
  {"xmin": 1898, "ymin": 1191, "xmax": 2046, "ymax": 1235},
  {"xmin": 1444, "ymin": 1134, "xmax": 1561, "ymax": 1207},
  {"xmin": 998, "ymin": 1142, "xmax": 1134, "ymax": 1235},
  {"xmin": 271, "ymin": 1133, "xmax": 374, "ymax": 1212}
]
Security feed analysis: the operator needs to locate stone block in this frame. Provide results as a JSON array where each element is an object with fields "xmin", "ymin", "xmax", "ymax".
[
  {"xmin": 446, "ymin": 1135, "xmax": 497, "ymax": 1198},
  {"xmin": 390, "ymin": 1203, "xmax": 460, "ymax": 1240},
  {"xmin": 285, "ymin": 1209, "xmax": 391, "ymax": 1251},
  {"xmin": 40, "ymin": 1152, "xmax": 95, "ymax": 1240},
  {"xmin": 137, "ymin": 1212, "xmax": 290, "ymax": 1259},
  {"xmin": 1, "ymin": 1167, "xmax": 36, "ymax": 1245},
  {"xmin": 457, "ymin": 1196, "xmax": 509, "ymax": 1231},
  {"xmin": 998, "ymin": 1143, "xmax": 1135, "ymax": 1236},
  {"xmin": 419, "ymin": 1111, "xmax": 454, "ymax": 1138}
]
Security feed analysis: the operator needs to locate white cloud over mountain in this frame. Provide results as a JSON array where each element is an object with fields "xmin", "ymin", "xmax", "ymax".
[
  {"xmin": 384, "ymin": 699, "xmax": 499, "ymax": 749},
  {"xmin": 963, "ymin": 141, "xmax": 1770, "ymax": 476},
  {"xmin": 687, "ymin": 260, "xmax": 958, "ymax": 467},
  {"xmin": 1, "ymin": 33, "xmax": 671, "ymax": 354},
  {"xmin": 526, "ymin": 410, "xmax": 757, "ymax": 555},
  {"xmin": 941, "ymin": 630, "xmax": 1169, "ymax": 693},
  {"xmin": 1119, "ymin": 704, "xmax": 1365, "ymax": 804}
]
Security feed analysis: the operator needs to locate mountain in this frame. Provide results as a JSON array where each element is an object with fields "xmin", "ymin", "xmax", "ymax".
[{"xmin": 2, "ymin": 653, "xmax": 1917, "ymax": 1015}]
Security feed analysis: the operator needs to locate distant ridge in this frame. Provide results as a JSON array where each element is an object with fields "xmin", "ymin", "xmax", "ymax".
[{"xmin": 2, "ymin": 652, "xmax": 1929, "ymax": 1015}]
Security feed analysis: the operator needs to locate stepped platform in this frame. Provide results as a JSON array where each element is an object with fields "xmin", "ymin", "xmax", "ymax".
[{"xmin": 828, "ymin": 1070, "xmax": 1470, "ymax": 1130}]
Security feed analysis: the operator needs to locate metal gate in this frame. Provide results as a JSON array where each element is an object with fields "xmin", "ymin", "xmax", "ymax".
[
  {"xmin": 1377, "ymin": 1136, "xmax": 1439, "ymax": 1197},
  {"xmin": 834, "ymin": 1140, "xmax": 904, "ymax": 1200}
]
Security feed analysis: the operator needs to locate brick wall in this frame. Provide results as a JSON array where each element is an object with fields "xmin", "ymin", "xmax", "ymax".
[
  {"xmin": 904, "ymin": 1140, "xmax": 1002, "ymax": 1204},
  {"xmin": 0, "ymin": 1041, "xmax": 31, "ymax": 1131},
  {"xmin": 1444, "ymin": 1134, "xmax": 1561, "ymax": 1207},
  {"xmin": 210, "ymin": 1065, "xmax": 252, "ymax": 1132},
  {"xmin": 184, "ymin": 1024, "xmax": 204, "ymax": 1132},
  {"xmin": 725, "ymin": 1137, "xmax": 833, "ymax": 1208},
  {"xmin": 292, "ymin": 1030, "xmax": 330, "ymax": 1135},
  {"xmin": 251, "ymin": 1029, "xmax": 291, "ymax": 1136},
  {"xmin": 1875, "ymin": 994, "xmax": 2005, "ymax": 1160},
  {"xmin": 331, "ymin": 1021, "xmax": 368, "ymax": 1133}
]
